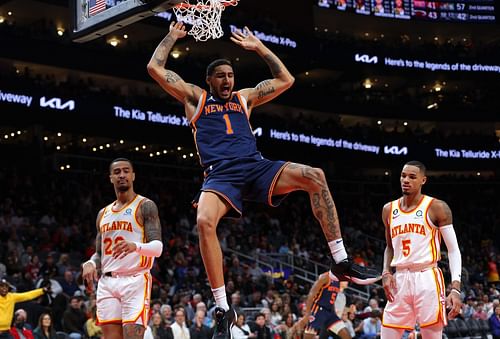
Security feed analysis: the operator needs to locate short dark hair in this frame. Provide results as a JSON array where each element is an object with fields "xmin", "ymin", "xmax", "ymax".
[
  {"xmin": 109, "ymin": 158, "xmax": 134, "ymax": 173},
  {"xmin": 404, "ymin": 160, "xmax": 426, "ymax": 175},
  {"xmin": 255, "ymin": 313, "xmax": 266, "ymax": 320},
  {"xmin": 206, "ymin": 59, "xmax": 232, "ymax": 77}
]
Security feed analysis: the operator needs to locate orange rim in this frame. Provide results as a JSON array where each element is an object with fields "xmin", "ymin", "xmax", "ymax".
[{"xmin": 175, "ymin": 0, "xmax": 238, "ymax": 10}]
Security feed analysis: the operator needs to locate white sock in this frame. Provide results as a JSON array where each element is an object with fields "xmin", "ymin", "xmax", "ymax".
[
  {"xmin": 211, "ymin": 285, "xmax": 229, "ymax": 311},
  {"xmin": 329, "ymin": 239, "xmax": 348, "ymax": 263}
]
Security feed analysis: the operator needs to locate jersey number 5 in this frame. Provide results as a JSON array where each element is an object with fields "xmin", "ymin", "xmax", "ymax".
[
  {"xmin": 223, "ymin": 114, "xmax": 234, "ymax": 135},
  {"xmin": 402, "ymin": 239, "xmax": 411, "ymax": 257},
  {"xmin": 103, "ymin": 236, "xmax": 125, "ymax": 255}
]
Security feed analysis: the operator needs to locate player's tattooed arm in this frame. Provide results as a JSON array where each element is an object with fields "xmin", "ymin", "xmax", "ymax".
[
  {"xmin": 141, "ymin": 199, "xmax": 162, "ymax": 242},
  {"xmin": 432, "ymin": 199, "xmax": 453, "ymax": 226},
  {"xmin": 147, "ymin": 22, "xmax": 202, "ymax": 110}
]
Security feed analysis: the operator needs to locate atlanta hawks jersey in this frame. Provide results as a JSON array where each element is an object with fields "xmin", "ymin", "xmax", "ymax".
[
  {"xmin": 99, "ymin": 195, "xmax": 153, "ymax": 274},
  {"xmin": 388, "ymin": 195, "xmax": 441, "ymax": 269},
  {"xmin": 190, "ymin": 90, "xmax": 261, "ymax": 167}
]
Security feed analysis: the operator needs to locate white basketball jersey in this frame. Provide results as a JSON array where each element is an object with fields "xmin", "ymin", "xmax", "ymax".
[
  {"xmin": 99, "ymin": 195, "xmax": 153, "ymax": 274},
  {"xmin": 388, "ymin": 195, "xmax": 441, "ymax": 269}
]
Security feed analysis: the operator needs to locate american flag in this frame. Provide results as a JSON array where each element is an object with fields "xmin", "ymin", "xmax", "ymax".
[{"xmin": 89, "ymin": 0, "xmax": 106, "ymax": 16}]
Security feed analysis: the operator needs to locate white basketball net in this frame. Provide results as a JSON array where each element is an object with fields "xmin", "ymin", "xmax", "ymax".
[{"xmin": 172, "ymin": 0, "xmax": 238, "ymax": 42}]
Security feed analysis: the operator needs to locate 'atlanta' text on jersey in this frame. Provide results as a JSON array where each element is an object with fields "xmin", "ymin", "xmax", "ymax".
[{"xmin": 190, "ymin": 91, "xmax": 261, "ymax": 167}]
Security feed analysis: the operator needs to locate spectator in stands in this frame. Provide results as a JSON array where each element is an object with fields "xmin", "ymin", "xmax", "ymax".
[
  {"xmin": 171, "ymin": 308, "xmax": 190, "ymax": 339},
  {"xmin": 463, "ymin": 296, "xmax": 476, "ymax": 319},
  {"xmin": 250, "ymin": 313, "xmax": 271, "ymax": 339},
  {"xmin": 39, "ymin": 255, "xmax": 57, "ymax": 279},
  {"xmin": 56, "ymin": 254, "xmax": 71, "ymax": 277},
  {"xmin": 33, "ymin": 312, "xmax": 57, "ymax": 339},
  {"xmin": 490, "ymin": 305, "xmax": 500, "ymax": 339},
  {"xmin": 84, "ymin": 306, "xmax": 102, "ymax": 339},
  {"xmin": 189, "ymin": 310, "xmax": 212, "ymax": 339},
  {"xmin": 231, "ymin": 313, "xmax": 254, "ymax": 339},
  {"xmin": 161, "ymin": 304, "xmax": 174, "ymax": 326},
  {"xmin": 231, "ymin": 292, "xmax": 243, "ymax": 315},
  {"xmin": 356, "ymin": 310, "xmax": 381, "ymax": 339},
  {"xmin": 62, "ymin": 296, "xmax": 86, "ymax": 339},
  {"xmin": 60, "ymin": 270, "xmax": 79, "ymax": 299},
  {"xmin": 0, "ymin": 279, "xmax": 49, "ymax": 338},
  {"xmin": 10, "ymin": 309, "xmax": 34, "ymax": 339},
  {"xmin": 473, "ymin": 301, "xmax": 489, "ymax": 320},
  {"xmin": 145, "ymin": 312, "xmax": 172, "ymax": 339},
  {"xmin": 342, "ymin": 308, "xmax": 356, "ymax": 338}
]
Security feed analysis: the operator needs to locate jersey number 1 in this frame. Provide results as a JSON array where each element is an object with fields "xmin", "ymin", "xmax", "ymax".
[{"xmin": 223, "ymin": 114, "xmax": 234, "ymax": 135}]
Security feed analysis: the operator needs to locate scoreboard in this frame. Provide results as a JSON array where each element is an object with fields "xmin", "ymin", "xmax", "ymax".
[{"xmin": 317, "ymin": 0, "xmax": 496, "ymax": 22}]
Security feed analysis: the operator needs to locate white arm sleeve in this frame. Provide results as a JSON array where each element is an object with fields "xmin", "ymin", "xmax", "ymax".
[
  {"xmin": 134, "ymin": 240, "xmax": 163, "ymax": 257},
  {"xmin": 440, "ymin": 224, "xmax": 462, "ymax": 282}
]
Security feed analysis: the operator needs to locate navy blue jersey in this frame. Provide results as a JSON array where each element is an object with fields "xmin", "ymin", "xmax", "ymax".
[
  {"xmin": 190, "ymin": 91, "xmax": 261, "ymax": 167},
  {"xmin": 313, "ymin": 278, "xmax": 341, "ymax": 309}
]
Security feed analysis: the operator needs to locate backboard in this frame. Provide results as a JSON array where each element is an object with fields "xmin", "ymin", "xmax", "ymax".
[{"xmin": 71, "ymin": 0, "xmax": 183, "ymax": 43}]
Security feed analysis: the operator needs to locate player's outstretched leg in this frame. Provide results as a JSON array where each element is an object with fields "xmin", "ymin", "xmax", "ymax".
[{"xmin": 273, "ymin": 163, "xmax": 380, "ymax": 285}]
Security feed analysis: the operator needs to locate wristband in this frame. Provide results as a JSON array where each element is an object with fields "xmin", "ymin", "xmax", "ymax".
[
  {"xmin": 450, "ymin": 288, "xmax": 461, "ymax": 296},
  {"xmin": 382, "ymin": 271, "xmax": 392, "ymax": 277}
]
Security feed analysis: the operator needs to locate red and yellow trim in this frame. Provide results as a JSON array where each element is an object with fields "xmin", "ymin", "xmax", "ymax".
[
  {"xmin": 111, "ymin": 194, "xmax": 139, "ymax": 213},
  {"xmin": 134, "ymin": 197, "xmax": 145, "ymax": 228},
  {"xmin": 235, "ymin": 91, "xmax": 250, "ymax": 118},
  {"xmin": 397, "ymin": 195, "xmax": 426, "ymax": 214},
  {"xmin": 267, "ymin": 162, "xmax": 291, "ymax": 207},
  {"xmin": 420, "ymin": 267, "xmax": 446, "ymax": 328},
  {"xmin": 190, "ymin": 90, "xmax": 207, "ymax": 125},
  {"xmin": 123, "ymin": 273, "xmax": 152, "ymax": 326}
]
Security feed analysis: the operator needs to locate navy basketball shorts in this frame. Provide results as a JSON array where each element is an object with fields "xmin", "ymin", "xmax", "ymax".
[
  {"xmin": 305, "ymin": 306, "xmax": 345, "ymax": 336},
  {"xmin": 193, "ymin": 156, "xmax": 290, "ymax": 218}
]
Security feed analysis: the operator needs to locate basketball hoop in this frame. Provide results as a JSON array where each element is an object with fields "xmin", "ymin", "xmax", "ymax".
[{"xmin": 172, "ymin": 0, "xmax": 238, "ymax": 41}]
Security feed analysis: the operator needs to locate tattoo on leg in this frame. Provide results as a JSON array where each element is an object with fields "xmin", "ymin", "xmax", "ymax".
[
  {"xmin": 301, "ymin": 166, "xmax": 326, "ymax": 188},
  {"xmin": 308, "ymin": 179, "xmax": 341, "ymax": 240},
  {"xmin": 124, "ymin": 324, "xmax": 145, "ymax": 339}
]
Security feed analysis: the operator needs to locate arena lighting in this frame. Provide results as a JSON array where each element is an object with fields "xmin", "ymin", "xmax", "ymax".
[
  {"xmin": 403, "ymin": 121, "xmax": 408, "ymax": 126},
  {"xmin": 189, "ymin": 153, "xmax": 194, "ymax": 157},
  {"xmin": 0, "ymin": 16, "xmax": 5, "ymax": 24},
  {"xmin": 82, "ymin": 138, "xmax": 87, "ymax": 142},
  {"xmin": 43, "ymin": 136, "xmax": 48, "ymax": 141},
  {"xmin": 183, "ymin": 155, "xmax": 187, "ymax": 159},
  {"xmin": 427, "ymin": 103, "xmax": 438, "ymax": 109},
  {"xmin": 16, "ymin": 131, "xmax": 21, "ymax": 135},
  {"xmin": 163, "ymin": 150, "xmax": 167, "ymax": 154},
  {"xmin": 305, "ymin": 71, "xmax": 309, "ymax": 76},
  {"xmin": 108, "ymin": 38, "xmax": 120, "ymax": 47},
  {"xmin": 434, "ymin": 84, "xmax": 442, "ymax": 92},
  {"xmin": 123, "ymin": 34, "xmax": 128, "ymax": 39},
  {"xmin": 57, "ymin": 132, "xmax": 62, "ymax": 136},
  {"xmin": 92, "ymin": 147, "xmax": 97, "ymax": 152},
  {"xmin": 56, "ymin": 146, "xmax": 61, "ymax": 150},
  {"xmin": 142, "ymin": 145, "xmax": 146, "ymax": 149},
  {"xmin": 156, "ymin": 151, "xmax": 160, "ymax": 155},
  {"xmin": 149, "ymin": 153, "xmax": 154, "ymax": 157},
  {"xmin": 7, "ymin": 11, "xmax": 12, "ymax": 16},
  {"xmin": 119, "ymin": 139, "xmax": 124, "ymax": 144},
  {"xmin": 99, "ymin": 145, "xmax": 104, "ymax": 150},
  {"xmin": 60, "ymin": 166, "xmax": 65, "ymax": 171},
  {"xmin": 57, "ymin": 28, "xmax": 65, "ymax": 36},
  {"xmin": 363, "ymin": 79, "xmax": 373, "ymax": 89},
  {"xmin": 135, "ymin": 147, "xmax": 139, "ymax": 151},
  {"xmin": 377, "ymin": 120, "xmax": 382, "ymax": 125},
  {"xmin": 4, "ymin": 135, "xmax": 8, "ymax": 139},
  {"xmin": 106, "ymin": 143, "xmax": 110, "ymax": 148},
  {"xmin": 477, "ymin": 172, "xmax": 481, "ymax": 176},
  {"xmin": 10, "ymin": 132, "xmax": 14, "ymax": 137},
  {"xmin": 384, "ymin": 171, "xmax": 389, "ymax": 176},
  {"xmin": 171, "ymin": 50, "xmax": 181, "ymax": 59},
  {"xmin": 177, "ymin": 146, "xmax": 182, "ymax": 150}
]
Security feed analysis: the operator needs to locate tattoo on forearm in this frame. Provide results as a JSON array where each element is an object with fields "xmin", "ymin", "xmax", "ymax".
[
  {"xmin": 124, "ymin": 324, "xmax": 145, "ymax": 339},
  {"xmin": 258, "ymin": 86, "xmax": 275, "ymax": 99},
  {"xmin": 256, "ymin": 80, "xmax": 272, "ymax": 89},
  {"xmin": 263, "ymin": 54, "xmax": 282, "ymax": 77},
  {"xmin": 165, "ymin": 70, "xmax": 181, "ymax": 84},
  {"xmin": 142, "ymin": 200, "xmax": 162, "ymax": 242},
  {"xmin": 153, "ymin": 36, "xmax": 175, "ymax": 67}
]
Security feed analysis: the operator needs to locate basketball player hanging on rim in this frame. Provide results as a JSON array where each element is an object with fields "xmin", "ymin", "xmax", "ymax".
[
  {"xmin": 147, "ymin": 22, "xmax": 380, "ymax": 339},
  {"xmin": 82, "ymin": 158, "xmax": 163, "ymax": 339}
]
